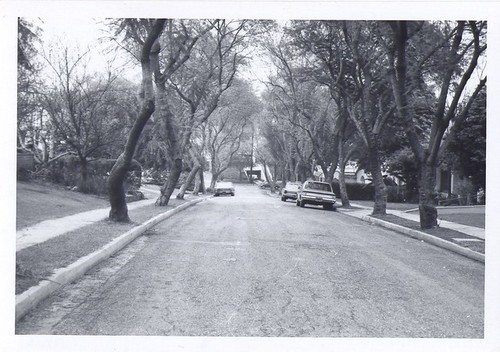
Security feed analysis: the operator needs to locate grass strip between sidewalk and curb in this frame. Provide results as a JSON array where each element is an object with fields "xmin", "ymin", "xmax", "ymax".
[
  {"xmin": 15, "ymin": 196, "xmax": 209, "ymax": 322},
  {"xmin": 360, "ymin": 213, "xmax": 485, "ymax": 263}
]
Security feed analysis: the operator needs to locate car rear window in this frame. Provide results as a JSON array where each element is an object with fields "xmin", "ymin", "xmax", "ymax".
[{"xmin": 305, "ymin": 182, "xmax": 332, "ymax": 192}]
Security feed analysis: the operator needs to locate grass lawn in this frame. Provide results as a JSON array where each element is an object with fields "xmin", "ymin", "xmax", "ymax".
[
  {"xmin": 437, "ymin": 213, "xmax": 485, "ymax": 229},
  {"xmin": 405, "ymin": 207, "xmax": 485, "ymax": 229},
  {"xmin": 17, "ymin": 180, "xmax": 109, "ymax": 230}
]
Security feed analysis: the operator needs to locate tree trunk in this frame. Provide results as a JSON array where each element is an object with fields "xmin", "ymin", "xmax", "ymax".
[
  {"xmin": 338, "ymin": 140, "xmax": 350, "ymax": 207},
  {"xmin": 78, "ymin": 158, "xmax": 89, "ymax": 193},
  {"xmin": 324, "ymin": 150, "xmax": 339, "ymax": 184},
  {"xmin": 194, "ymin": 170, "xmax": 201, "ymax": 195},
  {"xmin": 109, "ymin": 100, "xmax": 156, "ymax": 222},
  {"xmin": 418, "ymin": 162, "xmax": 438, "ymax": 229},
  {"xmin": 294, "ymin": 162, "xmax": 301, "ymax": 182},
  {"xmin": 371, "ymin": 167, "xmax": 387, "ymax": 215},
  {"xmin": 210, "ymin": 171, "xmax": 221, "ymax": 189},
  {"xmin": 188, "ymin": 148, "xmax": 204, "ymax": 196},
  {"xmin": 195, "ymin": 167, "xmax": 206, "ymax": 194},
  {"xmin": 156, "ymin": 158, "xmax": 182, "ymax": 206},
  {"xmin": 263, "ymin": 160, "xmax": 276, "ymax": 193},
  {"xmin": 288, "ymin": 158, "xmax": 295, "ymax": 181},
  {"xmin": 238, "ymin": 167, "xmax": 243, "ymax": 182},
  {"xmin": 155, "ymin": 83, "xmax": 183, "ymax": 206},
  {"xmin": 338, "ymin": 166, "xmax": 350, "ymax": 207},
  {"xmin": 108, "ymin": 155, "xmax": 130, "ymax": 222},
  {"xmin": 320, "ymin": 163, "xmax": 329, "ymax": 183},
  {"xmin": 107, "ymin": 19, "xmax": 165, "ymax": 222},
  {"xmin": 177, "ymin": 165, "xmax": 201, "ymax": 199},
  {"xmin": 368, "ymin": 135, "xmax": 387, "ymax": 215}
]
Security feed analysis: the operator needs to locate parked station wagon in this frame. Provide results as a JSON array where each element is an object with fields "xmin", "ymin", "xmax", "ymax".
[{"xmin": 296, "ymin": 180, "xmax": 336, "ymax": 210}]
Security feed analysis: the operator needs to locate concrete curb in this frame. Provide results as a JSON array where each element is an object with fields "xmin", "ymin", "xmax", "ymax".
[
  {"xmin": 355, "ymin": 214, "xmax": 485, "ymax": 264},
  {"xmin": 15, "ymin": 197, "xmax": 209, "ymax": 322}
]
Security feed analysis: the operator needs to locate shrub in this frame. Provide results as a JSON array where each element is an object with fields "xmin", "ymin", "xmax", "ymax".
[
  {"xmin": 142, "ymin": 168, "xmax": 168, "ymax": 185},
  {"xmin": 331, "ymin": 181, "xmax": 374, "ymax": 200},
  {"xmin": 386, "ymin": 185, "xmax": 405, "ymax": 203},
  {"xmin": 17, "ymin": 168, "xmax": 31, "ymax": 181},
  {"xmin": 332, "ymin": 181, "xmax": 406, "ymax": 203},
  {"xmin": 46, "ymin": 156, "xmax": 141, "ymax": 196}
]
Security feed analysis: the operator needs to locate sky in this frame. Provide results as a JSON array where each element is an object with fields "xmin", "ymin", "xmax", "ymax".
[
  {"xmin": 35, "ymin": 17, "xmax": 142, "ymax": 82},
  {"xmin": 35, "ymin": 16, "xmax": 272, "ymax": 94}
]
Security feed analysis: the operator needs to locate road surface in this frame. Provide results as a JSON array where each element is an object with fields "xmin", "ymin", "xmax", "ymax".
[{"xmin": 16, "ymin": 184, "xmax": 484, "ymax": 337}]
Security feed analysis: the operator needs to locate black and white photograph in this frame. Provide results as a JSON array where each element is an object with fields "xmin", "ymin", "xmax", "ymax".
[{"xmin": 1, "ymin": 1, "xmax": 500, "ymax": 351}]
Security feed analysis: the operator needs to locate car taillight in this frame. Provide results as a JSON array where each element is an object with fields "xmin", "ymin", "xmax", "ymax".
[{"xmin": 283, "ymin": 190, "xmax": 287, "ymax": 194}]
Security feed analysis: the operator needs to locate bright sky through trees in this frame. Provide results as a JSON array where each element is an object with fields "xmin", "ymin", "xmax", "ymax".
[{"xmin": 37, "ymin": 17, "xmax": 141, "ymax": 82}]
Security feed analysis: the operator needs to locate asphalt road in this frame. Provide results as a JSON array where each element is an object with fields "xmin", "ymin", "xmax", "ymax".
[{"xmin": 16, "ymin": 184, "xmax": 484, "ymax": 337}]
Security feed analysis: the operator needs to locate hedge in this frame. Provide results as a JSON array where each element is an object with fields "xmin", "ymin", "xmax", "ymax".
[{"xmin": 331, "ymin": 181, "xmax": 405, "ymax": 203}]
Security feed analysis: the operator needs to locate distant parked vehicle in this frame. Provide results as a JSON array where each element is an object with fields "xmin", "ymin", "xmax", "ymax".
[
  {"xmin": 258, "ymin": 181, "xmax": 280, "ymax": 191},
  {"xmin": 214, "ymin": 182, "xmax": 235, "ymax": 197},
  {"xmin": 281, "ymin": 181, "xmax": 302, "ymax": 202},
  {"xmin": 296, "ymin": 180, "xmax": 336, "ymax": 210}
]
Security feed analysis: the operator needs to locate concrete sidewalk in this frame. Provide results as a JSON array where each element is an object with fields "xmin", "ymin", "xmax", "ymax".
[
  {"xmin": 16, "ymin": 185, "xmax": 168, "ymax": 252},
  {"xmin": 16, "ymin": 198, "xmax": 156, "ymax": 251}
]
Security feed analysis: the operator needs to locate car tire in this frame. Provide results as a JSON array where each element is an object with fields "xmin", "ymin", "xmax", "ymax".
[
  {"xmin": 323, "ymin": 204, "xmax": 333, "ymax": 211},
  {"xmin": 299, "ymin": 199, "xmax": 305, "ymax": 208},
  {"xmin": 281, "ymin": 196, "xmax": 286, "ymax": 202},
  {"xmin": 231, "ymin": 193, "xmax": 235, "ymax": 196},
  {"xmin": 296, "ymin": 200, "xmax": 300, "ymax": 207}
]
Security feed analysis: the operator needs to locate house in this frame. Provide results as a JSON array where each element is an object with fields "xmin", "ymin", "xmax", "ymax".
[{"xmin": 436, "ymin": 167, "xmax": 479, "ymax": 204}]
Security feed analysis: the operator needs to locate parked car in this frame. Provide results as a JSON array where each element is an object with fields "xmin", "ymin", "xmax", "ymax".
[
  {"xmin": 281, "ymin": 181, "xmax": 302, "ymax": 202},
  {"xmin": 214, "ymin": 181, "xmax": 235, "ymax": 196},
  {"xmin": 258, "ymin": 181, "xmax": 280, "ymax": 191},
  {"xmin": 296, "ymin": 180, "xmax": 336, "ymax": 210}
]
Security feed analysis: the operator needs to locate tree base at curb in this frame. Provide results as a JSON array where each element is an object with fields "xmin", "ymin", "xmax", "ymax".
[
  {"xmin": 419, "ymin": 204, "xmax": 438, "ymax": 229},
  {"xmin": 108, "ymin": 210, "xmax": 131, "ymax": 223}
]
